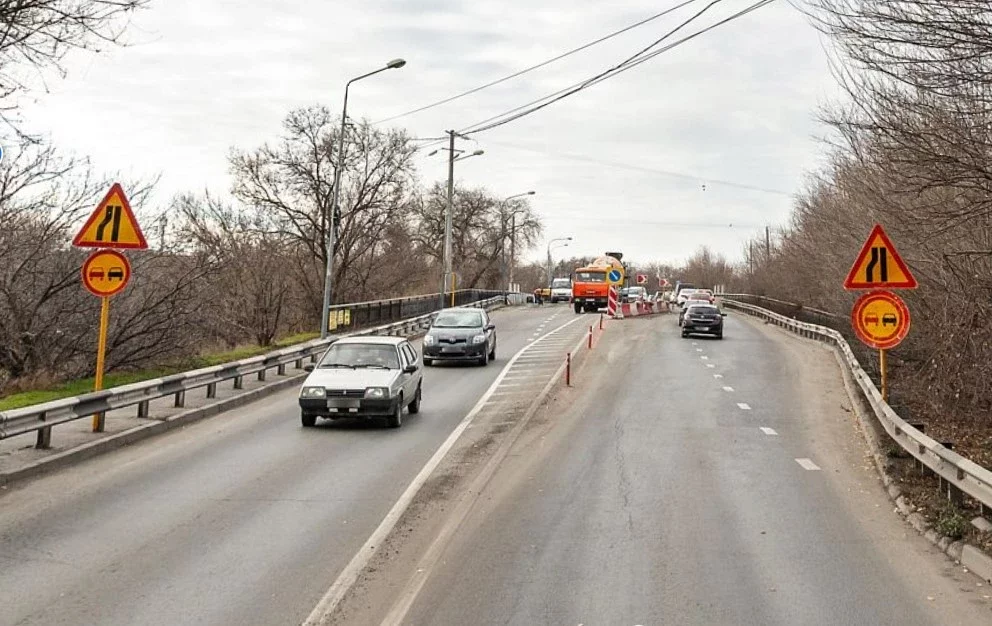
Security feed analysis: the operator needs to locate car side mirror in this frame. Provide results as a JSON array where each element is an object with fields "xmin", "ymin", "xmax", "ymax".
[
  {"xmin": 403, "ymin": 364, "xmax": 418, "ymax": 374},
  {"xmin": 485, "ymin": 324, "xmax": 496, "ymax": 331},
  {"xmin": 721, "ymin": 313, "xmax": 727, "ymax": 317},
  {"xmin": 303, "ymin": 364, "xmax": 315, "ymax": 372}
]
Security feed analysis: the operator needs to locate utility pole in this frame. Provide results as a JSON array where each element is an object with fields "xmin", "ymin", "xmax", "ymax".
[
  {"xmin": 509, "ymin": 213, "xmax": 517, "ymax": 290},
  {"xmin": 441, "ymin": 130, "xmax": 455, "ymax": 308},
  {"xmin": 749, "ymin": 241, "xmax": 755, "ymax": 275},
  {"xmin": 765, "ymin": 225, "xmax": 771, "ymax": 260}
]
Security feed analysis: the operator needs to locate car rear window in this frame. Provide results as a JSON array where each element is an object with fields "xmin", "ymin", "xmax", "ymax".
[{"xmin": 688, "ymin": 306, "xmax": 718, "ymax": 315}]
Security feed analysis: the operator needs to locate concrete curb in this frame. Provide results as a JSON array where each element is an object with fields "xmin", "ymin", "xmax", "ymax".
[{"xmin": 0, "ymin": 372, "xmax": 307, "ymax": 488}]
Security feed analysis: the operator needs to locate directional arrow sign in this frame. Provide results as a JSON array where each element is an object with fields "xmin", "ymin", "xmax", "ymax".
[
  {"xmin": 844, "ymin": 224, "xmax": 916, "ymax": 290},
  {"xmin": 73, "ymin": 183, "xmax": 148, "ymax": 249}
]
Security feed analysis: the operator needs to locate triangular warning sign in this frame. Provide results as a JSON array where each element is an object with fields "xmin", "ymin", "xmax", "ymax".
[
  {"xmin": 843, "ymin": 224, "xmax": 917, "ymax": 290},
  {"xmin": 72, "ymin": 183, "xmax": 148, "ymax": 249}
]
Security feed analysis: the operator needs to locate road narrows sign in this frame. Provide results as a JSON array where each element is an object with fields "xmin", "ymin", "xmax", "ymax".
[
  {"xmin": 851, "ymin": 290, "xmax": 910, "ymax": 350},
  {"xmin": 73, "ymin": 183, "xmax": 148, "ymax": 249},
  {"xmin": 843, "ymin": 224, "xmax": 917, "ymax": 290},
  {"xmin": 81, "ymin": 249, "xmax": 132, "ymax": 297}
]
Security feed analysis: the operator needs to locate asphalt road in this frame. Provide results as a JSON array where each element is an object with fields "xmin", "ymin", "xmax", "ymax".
[
  {"xmin": 0, "ymin": 304, "xmax": 574, "ymax": 626},
  {"xmin": 381, "ymin": 312, "xmax": 992, "ymax": 625}
]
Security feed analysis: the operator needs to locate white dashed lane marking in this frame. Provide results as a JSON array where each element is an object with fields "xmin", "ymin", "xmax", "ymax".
[
  {"xmin": 696, "ymin": 348, "xmax": 703, "ymax": 352},
  {"xmin": 737, "ymin": 403, "xmax": 751, "ymax": 410},
  {"xmin": 700, "ymin": 356, "xmax": 709, "ymax": 361},
  {"xmin": 760, "ymin": 427, "xmax": 778, "ymax": 436},
  {"xmin": 706, "ymin": 364, "xmax": 715, "ymax": 369},
  {"xmin": 722, "ymin": 386, "xmax": 734, "ymax": 392},
  {"xmin": 795, "ymin": 458, "xmax": 821, "ymax": 471},
  {"xmin": 713, "ymin": 374, "xmax": 723, "ymax": 379}
]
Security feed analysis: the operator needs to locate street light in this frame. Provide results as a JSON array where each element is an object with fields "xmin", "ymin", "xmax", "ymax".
[
  {"xmin": 547, "ymin": 236, "xmax": 572, "ymax": 286},
  {"xmin": 436, "ymin": 131, "xmax": 485, "ymax": 308},
  {"xmin": 500, "ymin": 191, "xmax": 536, "ymax": 294},
  {"xmin": 320, "ymin": 58, "xmax": 406, "ymax": 339}
]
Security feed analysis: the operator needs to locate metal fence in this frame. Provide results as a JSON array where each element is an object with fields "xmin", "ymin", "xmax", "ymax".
[
  {"xmin": 721, "ymin": 296, "xmax": 992, "ymax": 512},
  {"xmin": 326, "ymin": 289, "xmax": 511, "ymax": 332},
  {"xmin": 1, "ymin": 297, "xmax": 508, "ymax": 449}
]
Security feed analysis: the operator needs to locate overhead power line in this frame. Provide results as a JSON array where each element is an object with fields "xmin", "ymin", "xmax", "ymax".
[
  {"xmin": 372, "ymin": 0, "xmax": 702, "ymax": 125},
  {"xmin": 459, "ymin": 0, "xmax": 778, "ymax": 136}
]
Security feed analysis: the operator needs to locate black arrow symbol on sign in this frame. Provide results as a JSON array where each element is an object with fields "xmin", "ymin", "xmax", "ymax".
[
  {"xmin": 865, "ymin": 247, "xmax": 888, "ymax": 282},
  {"xmin": 95, "ymin": 205, "xmax": 123, "ymax": 242}
]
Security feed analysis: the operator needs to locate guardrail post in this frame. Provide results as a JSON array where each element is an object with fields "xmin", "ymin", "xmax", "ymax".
[
  {"xmin": 566, "ymin": 353, "xmax": 572, "ymax": 387},
  {"xmin": 35, "ymin": 413, "xmax": 51, "ymax": 449},
  {"xmin": 295, "ymin": 358, "xmax": 303, "ymax": 369},
  {"xmin": 234, "ymin": 375, "xmax": 243, "ymax": 390},
  {"xmin": 137, "ymin": 400, "xmax": 149, "ymax": 418},
  {"xmin": 277, "ymin": 363, "xmax": 286, "ymax": 376},
  {"xmin": 174, "ymin": 390, "xmax": 185, "ymax": 408},
  {"xmin": 206, "ymin": 383, "xmax": 217, "ymax": 399},
  {"xmin": 258, "ymin": 368, "xmax": 267, "ymax": 382}
]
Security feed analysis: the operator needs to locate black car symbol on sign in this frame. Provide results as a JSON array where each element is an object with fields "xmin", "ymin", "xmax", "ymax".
[
  {"xmin": 107, "ymin": 267, "xmax": 125, "ymax": 281},
  {"xmin": 882, "ymin": 313, "xmax": 897, "ymax": 327}
]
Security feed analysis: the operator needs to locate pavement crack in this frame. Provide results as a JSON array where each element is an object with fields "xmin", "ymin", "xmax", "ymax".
[{"xmin": 613, "ymin": 415, "xmax": 635, "ymax": 533}]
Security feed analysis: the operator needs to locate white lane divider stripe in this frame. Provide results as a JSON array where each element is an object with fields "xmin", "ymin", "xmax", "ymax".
[
  {"xmin": 302, "ymin": 315, "xmax": 586, "ymax": 625},
  {"xmin": 713, "ymin": 374, "xmax": 723, "ymax": 379},
  {"xmin": 760, "ymin": 427, "xmax": 778, "ymax": 436},
  {"xmin": 700, "ymin": 356, "xmax": 709, "ymax": 360},
  {"xmin": 722, "ymin": 386, "xmax": 734, "ymax": 392},
  {"xmin": 706, "ymin": 364, "xmax": 715, "ymax": 369},
  {"xmin": 696, "ymin": 348, "xmax": 703, "ymax": 352},
  {"xmin": 796, "ymin": 458, "xmax": 821, "ymax": 471},
  {"xmin": 737, "ymin": 403, "xmax": 751, "ymax": 410}
]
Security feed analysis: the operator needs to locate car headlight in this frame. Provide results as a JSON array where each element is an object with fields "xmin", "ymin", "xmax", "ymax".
[
  {"xmin": 301, "ymin": 386, "xmax": 326, "ymax": 398},
  {"xmin": 364, "ymin": 387, "xmax": 389, "ymax": 399},
  {"xmin": 423, "ymin": 334, "xmax": 436, "ymax": 346},
  {"xmin": 471, "ymin": 334, "xmax": 487, "ymax": 344}
]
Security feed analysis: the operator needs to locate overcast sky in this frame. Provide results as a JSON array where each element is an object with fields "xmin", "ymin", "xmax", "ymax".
[{"xmin": 22, "ymin": 0, "xmax": 839, "ymax": 267}]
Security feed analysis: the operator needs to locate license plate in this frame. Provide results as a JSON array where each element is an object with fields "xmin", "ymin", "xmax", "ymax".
[
  {"xmin": 328, "ymin": 398, "xmax": 360, "ymax": 409},
  {"xmin": 586, "ymin": 298, "xmax": 597, "ymax": 302},
  {"xmin": 442, "ymin": 347, "xmax": 462, "ymax": 354}
]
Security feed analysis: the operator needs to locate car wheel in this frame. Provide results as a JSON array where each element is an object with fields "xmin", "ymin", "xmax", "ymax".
[
  {"xmin": 408, "ymin": 384, "xmax": 421, "ymax": 414},
  {"xmin": 489, "ymin": 343, "xmax": 496, "ymax": 360},
  {"xmin": 386, "ymin": 396, "xmax": 403, "ymax": 428},
  {"xmin": 301, "ymin": 412, "xmax": 317, "ymax": 428},
  {"xmin": 424, "ymin": 357, "xmax": 433, "ymax": 366},
  {"xmin": 479, "ymin": 348, "xmax": 489, "ymax": 366},
  {"xmin": 574, "ymin": 303, "xmax": 582, "ymax": 314},
  {"xmin": 681, "ymin": 331, "xmax": 689, "ymax": 338},
  {"xmin": 716, "ymin": 332, "xmax": 724, "ymax": 339}
]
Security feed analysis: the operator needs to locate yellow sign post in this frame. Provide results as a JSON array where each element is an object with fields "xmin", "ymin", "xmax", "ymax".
[{"xmin": 73, "ymin": 183, "xmax": 147, "ymax": 432}]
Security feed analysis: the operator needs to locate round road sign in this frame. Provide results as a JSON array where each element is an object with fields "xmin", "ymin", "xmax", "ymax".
[
  {"xmin": 82, "ymin": 249, "xmax": 132, "ymax": 297},
  {"xmin": 851, "ymin": 290, "xmax": 910, "ymax": 350},
  {"xmin": 607, "ymin": 268, "xmax": 624, "ymax": 285}
]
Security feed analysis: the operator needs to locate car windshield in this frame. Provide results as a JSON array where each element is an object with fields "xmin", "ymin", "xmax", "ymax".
[
  {"xmin": 433, "ymin": 310, "xmax": 483, "ymax": 328},
  {"xmin": 318, "ymin": 343, "xmax": 399, "ymax": 369},
  {"xmin": 575, "ymin": 271, "xmax": 605, "ymax": 282},
  {"xmin": 551, "ymin": 279, "xmax": 571, "ymax": 288}
]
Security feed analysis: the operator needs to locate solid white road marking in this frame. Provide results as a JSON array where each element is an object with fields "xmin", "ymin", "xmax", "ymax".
[
  {"xmin": 302, "ymin": 315, "xmax": 585, "ymax": 625},
  {"xmin": 737, "ymin": 403, "xmax": 751, "ymax": 410},
  {"xmin": 796, "ymin": 458, "xmax": 821, "ymax": 471},
  {"xmin": 722, "ymin": 386, "xmax": 734, "ymax": 392},
  {"xmin": 760, "ymin": 427, "xmax": 778, "ymax": 436}
]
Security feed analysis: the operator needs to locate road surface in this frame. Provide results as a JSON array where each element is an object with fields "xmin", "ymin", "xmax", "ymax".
[
  {"xmin": 0, "ymin": 304, "xmax": 579, "ymax": 626},
  {"xmin": 342, "ymin": 312, "xmax": 992, "ymax": 625}
]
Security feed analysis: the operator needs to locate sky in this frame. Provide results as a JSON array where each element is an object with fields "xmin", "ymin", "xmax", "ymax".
[{"xmin": 19, "ymin": 0, "xmax": 841, "ymax": 267}]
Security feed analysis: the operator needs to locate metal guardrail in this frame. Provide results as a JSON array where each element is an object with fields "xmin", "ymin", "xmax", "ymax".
[
  {"xmin": 1, "ymin": 296, "xmax": 509, "ymax": 449},
  {"xmin": 721, "ymin": 296, "xmax": 992, "ymax": 511}
]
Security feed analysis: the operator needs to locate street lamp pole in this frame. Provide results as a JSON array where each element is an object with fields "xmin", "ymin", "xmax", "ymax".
[
  {"xmin": 320, "ymin": 58, "xmax": 406, "ymax": 340},
  {"xmin": 500, "ymin": 191, "xmax": 535, "ymax": 295},
  {"xmin": 546, "ymin": 236, "xmax": 572, "ymax": 287}
]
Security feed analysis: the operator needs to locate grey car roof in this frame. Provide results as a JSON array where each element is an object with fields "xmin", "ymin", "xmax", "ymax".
[{"xmin": 332, "ymin": 336, "xmax": 406, "ymax": 345}]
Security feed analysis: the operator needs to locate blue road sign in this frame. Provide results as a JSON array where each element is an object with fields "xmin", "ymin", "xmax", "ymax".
[
  {"xmin": 607, "ymin": 268, "xmax": 623, "ymax": 284},
  {"xmin": 0, "ymin": 145, "xmax": 4, "ymax": 164}
]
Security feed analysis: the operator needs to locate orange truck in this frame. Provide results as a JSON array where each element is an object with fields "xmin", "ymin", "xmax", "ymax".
[{"xmin": 571, "ymin": 253, "xmax": 625, "ymax": 313}]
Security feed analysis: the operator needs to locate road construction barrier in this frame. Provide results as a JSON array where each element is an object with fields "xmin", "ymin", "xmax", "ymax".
[
  {"xmin": 721, "ymin": 295, "xmax": 992, "ymax": 513},
  {"xmin": 1, "ymin": 296, "xmax": 511, "ymax": 449}
]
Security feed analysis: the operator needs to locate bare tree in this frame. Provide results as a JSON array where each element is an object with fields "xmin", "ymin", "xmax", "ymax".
[{"xmin": 0, "ymin": 0, "xmax": 148, "ymax": 130}]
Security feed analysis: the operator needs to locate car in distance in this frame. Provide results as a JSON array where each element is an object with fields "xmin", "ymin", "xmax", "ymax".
[
  {"xmin": 684, "ymin": 291, "xmax": 714, "ymax": 306},
  {"xmin": 422, "ymin": 307, "xmax": 497, "ymax": 366},
  {"xmin": 681, "ymin": 303, "xmax": 727, "ymax": 339},
  {"xmin": 298, "ymin": 336, "xmax": 422, "ymax": 428},
  {"xmin": 550, "ymin": 277, "xmax": 572, "ymax": 303},
  {"xmin": 620, "ymin": 286, "xmax": 647, "ymax": 303}
]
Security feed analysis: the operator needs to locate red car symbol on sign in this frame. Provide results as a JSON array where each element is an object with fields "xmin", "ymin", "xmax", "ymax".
[{"xmin": 864, "ymin": 313, "xmax": 879, "ymax": 326}]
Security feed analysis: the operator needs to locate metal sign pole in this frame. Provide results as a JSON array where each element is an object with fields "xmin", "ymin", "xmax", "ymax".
[
  {"xmin": 879, "ymin": 348, "xmax": 888, "ymax": 403},
  {"xmin": 92, "ymin": 296, "xmax": 110, "ymax": 432}
]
